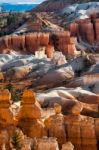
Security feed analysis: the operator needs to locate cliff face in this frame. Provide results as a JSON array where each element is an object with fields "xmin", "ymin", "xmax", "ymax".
[
  {"xmin": 69, "ymin": 15, "xmax": 99, "ymax": 45},
  {"xmin": 0, "ymin": 32, "xmax": 77, "ymax": 57},
  {"xmin": 0, "ymin": 33, "xmax": 49, "ymax": 54}
]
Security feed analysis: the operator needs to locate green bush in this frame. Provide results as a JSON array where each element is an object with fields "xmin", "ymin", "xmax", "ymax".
[{"xmin": 6, "ymin": 84, "xmax": 21, "ymax": 102}]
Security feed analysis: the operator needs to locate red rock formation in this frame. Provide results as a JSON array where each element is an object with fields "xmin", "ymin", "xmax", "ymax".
[
  {"xmin": 81, "ymin": 119, "xmax": 97, "ymax": 150},
  {"xmin": 0, "ymin": 32, "xmax": 77, "ymax": 57},
  {"xmin": 44, "ymin": 104, "xmax": 66, "ymax": 147},
  {"xmin": 16, "ymin": 90, "xmax": 47, "ymax": 138},
  {"xmin": 45, "ymin": 45, "xmax": 55, "ymax": 58},
  {"xmin": 11, "ymin": 35, "xmax": 25, "ymax": 51},
  {"xmin": 0, "ymin": 33, "xmax": 49, "ymax": 54},
  {"xmin": 36, "ymin": 137, "xmax": 59, "ymax": 150},
  {"xmin": 61, "ymin": 142, "xmax": 74, "ymax": 150},
  {"xmin": 69, "ymin": 14, "xmax": 99, "ymax": 45},
  {"xmin": 65, "ymin": 115, "xmax": 97, "ymax": 150},
  {"xmin": 25, "ymin": 33, "xmax": 39, "ymax": 52},
  {"xmin": 95, "ymin": 19, "xmax": 99, "ymax": 42},
  {"xmin": 69, "ymin": 23, "xmax": 79, "ymax": 37},
  {"xmin": 25, "ymin": 33, "xmax": 49, "ymax": 53},
  {"xmin": 95, "ymin": 119, "xmax": 99, "ymax": 141},
  {"xmin": 78, "ymin": 20, "xmax": 95, "ymax": 44},
  {"xmin": 63, "ymin": 44, "xmax": 77, "ymax": 57},
  {"xmin": 50, "ymin": 32, "xmax": 77, "ymax": 57},
  {"xmin": 0, "ymin": 90, "xmax": 15, "ymax": 128}
]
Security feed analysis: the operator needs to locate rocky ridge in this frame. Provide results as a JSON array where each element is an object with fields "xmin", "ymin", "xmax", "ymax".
[{"xmin": 34, "ymin": 0, "xmax": 94, "ymax": 12}]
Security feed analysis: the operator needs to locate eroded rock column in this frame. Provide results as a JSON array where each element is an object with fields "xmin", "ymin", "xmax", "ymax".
[
  {"xmin": 16, "ymin": 90, "xmax": 46, "ymax": 138},
  {"xmin": 0, "ymin": 89, "xmax": 14, "ymax": 128},
  {"xmin": 65, "ymin": 103, "xmax": 97, "ymax": 150},
  {"xmin": 44, "ymin": 103, "xmax": 66, "ymax": 147},
  {"xmin": 0, "ymin": 89, "xmax": 15, "ymax": 150}
]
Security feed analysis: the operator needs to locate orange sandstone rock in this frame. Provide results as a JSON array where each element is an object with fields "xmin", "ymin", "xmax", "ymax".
[
  {"xmin": 44, "ymin": 103, "xmax": 66, "ymax": 146},
  {"xmin": 16, "ymin": 90, "xmax": 46, "ymax": 138},
  {"xmin": 69, "ymin": 22, "xmax": 79, "ymax": 37},
  {"xmin": 45, "ymin": 45, "xmax": 55, "ymax": 58},
  {"xmin": 11, "ymin": 35, "xmax": 25, "ymax": 51},
  {"xmin": 65, "ymin": 115, "xmax": 97, "ymax": 150},
  {"xmin": 61, "ymin": 142, "xmax": 74, "ymax": 150},
  {"xmin": 0, "ymin": 89, "xmax": 14, "ymax": 128},
  {"xmin": 36, "ymin": 137, "xmax": 59, "ymax": 150},
  {"xmin": 95, "ymin": 19, "xmax": 99, "ymax": 42}
]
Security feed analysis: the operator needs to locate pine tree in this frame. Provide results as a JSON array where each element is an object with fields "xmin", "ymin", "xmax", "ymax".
[{"xmin": 11, "ymin": 130, "xmax": 24, "ymax": 150}]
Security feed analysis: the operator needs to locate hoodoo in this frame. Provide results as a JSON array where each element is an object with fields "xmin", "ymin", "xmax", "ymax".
[{"xmin": 0, "ymin": 0, "xmax": 98, "ymax": 150}]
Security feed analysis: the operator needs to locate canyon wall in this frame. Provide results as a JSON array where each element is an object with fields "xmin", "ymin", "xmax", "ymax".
[
  {"xmin": 0, "ymin": 32, "xmax": 77, "ymax": 58},
  {"xmin": 0, "ymin": 33, "xmax": 49, "ymax": 54},
  {"xmin": 69, "ymin": 14, "xmax": 99, "ymax": 46}
]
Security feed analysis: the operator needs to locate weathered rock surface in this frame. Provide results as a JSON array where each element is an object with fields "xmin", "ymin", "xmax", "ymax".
[
  {"xmin": 69, "ymin": 15, "xmax": 99, "ymax": 45},
  {"xmin": 65, "ymin": 114, "xmax": 97, "ymax": 150},
  {"xmin": 58, "ymin": 3, "xmax": 99, "ymax": 46},
  {"xmin": 0, "ymin": 32, "xmax": 77, "ymax": 58},
  {"xmin": 36, "ymin": 137, "xmax": 59, "ymax": 150},
  {"xmin": 0, "ymin": 89, "xmax": 14, "ymax": 128},
  {"xmin": 66, "ymin": 74, "xmax": 99, "ymax": 94},
  {"xmin": 37, "ymin": 87, "xmax": 99, "ymax": 116},
  {"xmin": 44, "ymin": 104, "xmax": 66, "ymax": 146},
  {"xmin": 61, "ymin": 142, "xmax": 74, "ymax": 150},
  {"xmin": 16, "ymin": 90, "xmax": 46, "ymax": 138}
]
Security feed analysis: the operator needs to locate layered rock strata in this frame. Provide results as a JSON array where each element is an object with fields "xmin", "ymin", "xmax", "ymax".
[
  {"xmin": 44, "ymin": 103, "xmax": 66, "ymax": 147},
  {"xmin": 69, "ymin": 14, "xmax": 99, "ymax": 45},
  {"xmin": 16, "ymin": 90, "xmax": 46, "ymax": 138},
  {"xmin": 36, "ymin": 137, "xmax": 59, "ymax": 150},
  {"xmin": 0, "ymin": 89, "xmax": 14, "ymax": 128},
  {"xmin": 0, "ymin": 32, "xmax": 77, "ymax": 58}
]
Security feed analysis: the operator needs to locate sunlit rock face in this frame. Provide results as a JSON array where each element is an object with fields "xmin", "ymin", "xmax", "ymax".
[
  {"xmin": 36, "ymin": 137, "xmax": 59, "ymax": 150},
  {"xmin": 16, "ymin": 90, "xmax": 47, "ymax": 138},
  {"xmin": 44, "ymin": 104, "xmax": 66, "ymax": 147},
  {"xmin": 0, "ymin": 32, "xmax": 77, "ymax": 58},
  {"xmin": 65, "ymin": 115, "xmax": 97, "ymax": 150},
  {"xmin": 69, "ymin": 15, "xmax": 99, "ymax": 46},
  {"xmin": 0, "ymin": 89, "xmax": 15, "ymax": 128},
  {"xmin": 0, "ymin": 33, "xmax": 49, "ymax": 54},
  {"xmin": 45, "ymin": 45, "xmax": 55, "ymax": 58},
  {"xmin": 61, "ymin": 142, "xmax": 74, "ymax": 150},
  {"xmin": 50, "ymin": 32, "xmax": 77, "ymax": 58}
]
